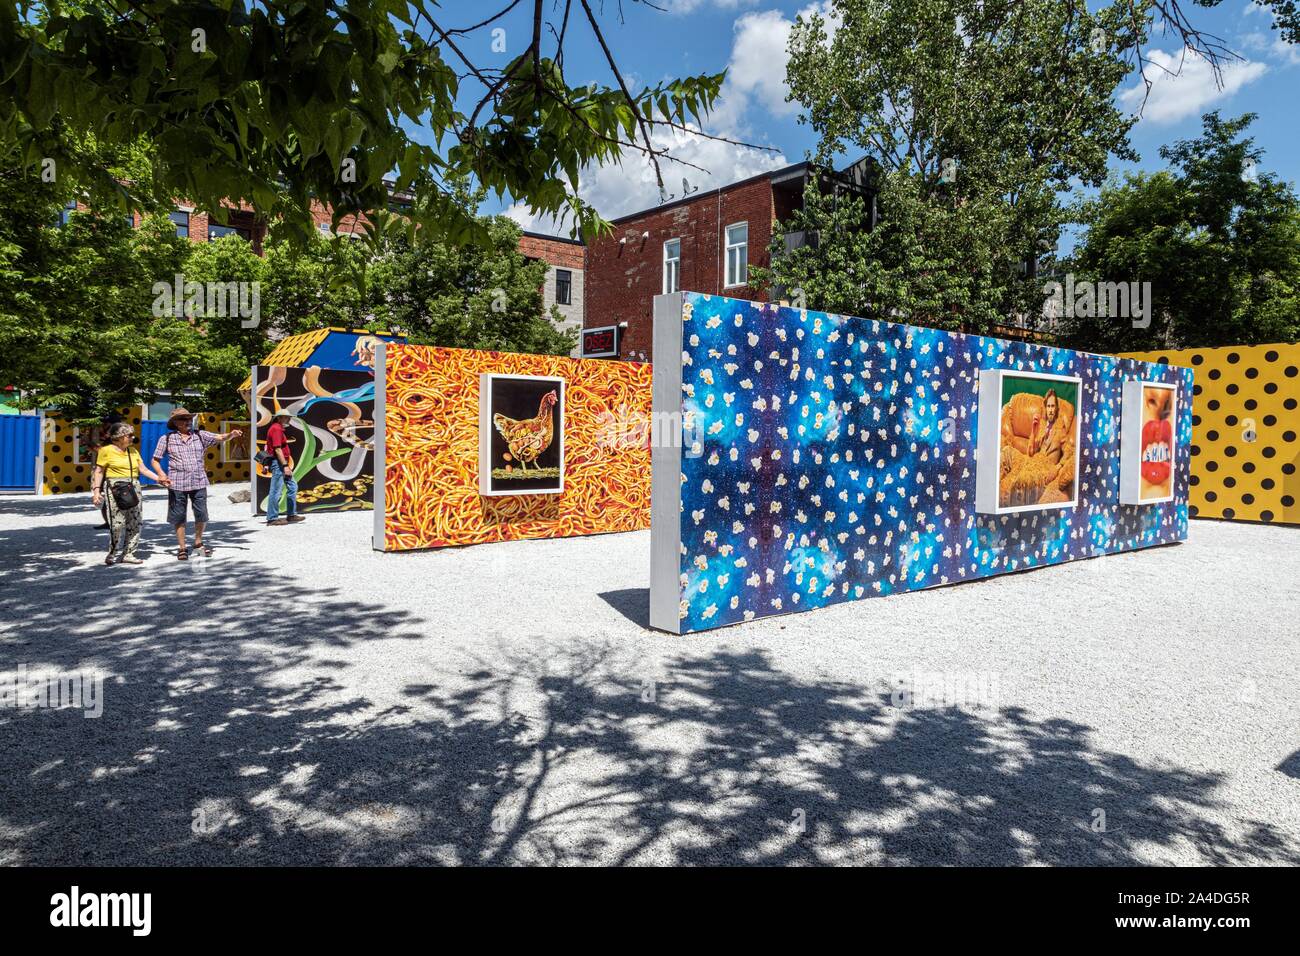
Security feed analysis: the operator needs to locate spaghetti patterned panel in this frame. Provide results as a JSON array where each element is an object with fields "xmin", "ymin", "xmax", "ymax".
[{"xmin": 382, "ymin": 345, "xmax": 652, "ymax": 550}]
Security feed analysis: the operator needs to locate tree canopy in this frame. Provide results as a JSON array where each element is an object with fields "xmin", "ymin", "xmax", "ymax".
[
  {"xmin": 1058, "ymin": 112, "xmax": 1300, "ymax": 352},
  {"xmin": 0, "ymin": 165, "xmax": 575, "ymax": 418},
  {"xmin": 0, "ymin": 0, "xmax": 730, "ymax": 247},
  {"xmin": 754, "ymin": 0, "xmax": 1142, "ymax": 332}
]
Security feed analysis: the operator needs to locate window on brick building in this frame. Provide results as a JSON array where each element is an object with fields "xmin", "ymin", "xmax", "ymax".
[
  {"xmin": 555, "ymin": 269, "xmax": 572, "ymax": 305},
  {"xmin": 725, "ymin": 222, "xmax": 748, "ymax": 287},
  {"xmin": 663, "ymin": 238, "xmax": 680, "ymax": 294},
  {"xmin": 209, "ymin": 222, "xmax": 252, "ymax": 242},
  {"xmin": 169, "ymin": 210, "xmax": 189, "ymax": 238}
]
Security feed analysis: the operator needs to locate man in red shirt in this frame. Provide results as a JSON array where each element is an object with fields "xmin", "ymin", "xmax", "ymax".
[{"xmin": 265, "ymin": 411, "xmax": 304, "ymax": 526}]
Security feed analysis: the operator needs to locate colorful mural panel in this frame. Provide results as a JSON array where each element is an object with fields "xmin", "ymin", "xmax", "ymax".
[
  {"xmin": 375, "ymin": 345, "xmax": 651, "ymax": 551},
  {"xmin": 251, "ymin": 366, "xmax": 376, "ymax": 513},
  {"xmin": 650, "ymin": 293, "xmax": 1193, "ymax": 634}
]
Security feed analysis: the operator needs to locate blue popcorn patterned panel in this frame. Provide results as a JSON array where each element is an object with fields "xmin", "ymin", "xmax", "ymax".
[{"xmin": 675, "ymin": 293, "xmax": 1192, "ymax": 632}]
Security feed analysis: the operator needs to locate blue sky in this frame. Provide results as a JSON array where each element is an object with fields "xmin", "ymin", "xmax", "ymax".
[{"xmin": 433, "ymin": 1, "xmax": 1300, "ymax": 234}]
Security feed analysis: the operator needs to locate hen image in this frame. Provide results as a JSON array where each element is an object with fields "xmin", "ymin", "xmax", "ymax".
[{"xmin": 493, "ymin": 390, "xmax": 558, "ymax": 473}]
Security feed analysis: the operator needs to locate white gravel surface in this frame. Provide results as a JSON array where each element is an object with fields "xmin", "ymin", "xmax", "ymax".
[{"xmin": 1, "ymin": 484, "xmax": 1297, "ymax": 866}]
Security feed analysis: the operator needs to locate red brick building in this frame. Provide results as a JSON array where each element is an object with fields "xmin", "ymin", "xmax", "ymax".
[
  {"xmin": 583, "ymin": 159, "xmax": 878, "ymax": 362},
  {"xmin": 78, "ymin": 194, "xmax": 389, "ymax": 253},
  {"xmin": 518, "ymin": 231, "xmax": 585, "ymax": 351}
]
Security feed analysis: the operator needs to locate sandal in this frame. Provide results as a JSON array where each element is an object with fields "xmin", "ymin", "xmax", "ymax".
[
  {"xmin": 196, "ymin": 544, "xmax": 213, "ymax": 557},
  {"xmin": 177, "ymin": 549, "xmax": 189, "ymax": 561},
  {"xmin": 105, "ymin": 554, "xmax": 117, "ymax": 566},
  {"xmin": 119, "ymin": 555, "xmax": 144, "ymax": 565}
]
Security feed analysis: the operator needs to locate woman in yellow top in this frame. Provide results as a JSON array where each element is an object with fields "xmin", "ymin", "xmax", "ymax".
[{"xmin": 91, "ymin": 423, "xmax": 170, "ymax": 565}]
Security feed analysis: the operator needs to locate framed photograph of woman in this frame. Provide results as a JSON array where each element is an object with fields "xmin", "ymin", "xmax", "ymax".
[{"xmin": 976, "ymin": 368, "xmax": 1083, "ymax": 514}]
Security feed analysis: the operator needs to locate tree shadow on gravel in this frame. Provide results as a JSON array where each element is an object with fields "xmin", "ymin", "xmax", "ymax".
[{"xmin": 1, "ymin": 500, "xmax": 1295, "ymax": 866}]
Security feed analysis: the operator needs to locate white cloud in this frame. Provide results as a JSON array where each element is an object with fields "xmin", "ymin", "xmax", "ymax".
[
  {"xmin": 506, "ymin": 122, "xmax": 788, "ymax": 231},
  {"xmin": 507, "ymin": 3, "xmax": 841, "ymax": 230},
  {"xmin": 1120, "ymin": 47, "xmax": 1268, "ymax": 124},
  {"xmin": 709, "ymin": 1, "xmax": 838, "ymax": 134},
  {"xmin": 1239, "ymin": 16, "xmax": 1300, "ymax": 66}
]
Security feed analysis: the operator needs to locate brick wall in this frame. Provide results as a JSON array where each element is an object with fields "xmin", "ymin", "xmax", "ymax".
[
  {"xmin": 519, "ymin": 232, "xmax": 586, "ymax": 353},
  {"xmin": 583, "ymin": 177, "xmax": 775, "ymax": 362},
  {"xmin": 519, "ymin": 233, "xmax": 584, "ymax": 270}
]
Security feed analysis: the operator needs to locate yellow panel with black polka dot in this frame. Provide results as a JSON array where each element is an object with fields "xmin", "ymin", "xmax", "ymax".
[{"xmin": 1119, "ymin": 343, "xmax": 1299, "ymax": 525}]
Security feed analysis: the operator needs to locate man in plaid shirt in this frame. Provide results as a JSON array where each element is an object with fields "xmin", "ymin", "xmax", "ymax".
[{"xmin": 151, "ymin": 408, "xmax": 244, "ymax": 560}]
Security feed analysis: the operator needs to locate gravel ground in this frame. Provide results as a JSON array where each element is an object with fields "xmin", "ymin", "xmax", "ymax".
[{"xmin": 1, "ymin": 484, "xmax": 1297, "ymax": 866}]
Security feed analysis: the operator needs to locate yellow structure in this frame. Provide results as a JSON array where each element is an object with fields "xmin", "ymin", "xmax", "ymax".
[
  {"xmin": 42, "ymin": 409, "xmax": 250, "ymax": 495},
  {"xmin": 235, "ymin": 327, "xmax": 389, "ymax": 394},
  {"xmin": 249, "ymin": 328, "xmax": 332, "ymax": 370},
  {"xmin": 1119, "ymin": 343, "xmax": 1299, "ymax": 524}
]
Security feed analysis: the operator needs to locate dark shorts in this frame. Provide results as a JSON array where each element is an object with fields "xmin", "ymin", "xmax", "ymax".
[{"xmin": 167, "ymin": 487, "xmax": 209, "ymax": 526}]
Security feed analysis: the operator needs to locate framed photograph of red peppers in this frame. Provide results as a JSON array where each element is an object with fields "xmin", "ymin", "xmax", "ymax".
[{"xmin": 1120, "ymin": 380, "xmax": 1176, "ymax": 505}]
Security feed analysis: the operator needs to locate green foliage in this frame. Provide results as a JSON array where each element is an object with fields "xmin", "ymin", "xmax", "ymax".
[
  {"xmin": 0, "ymin": 169, "xmax": 242, "ymax": 420},
  {"xmin": 0, "ymin": 163, "xmax": 575, "ymax": 418},
  {"xmin": 1060, "ymin": 113, "xmax": 1300, "ymax": 351},
  {"xmin": 0, "ymin": 1, "xmax": 725, "ymax": 249},
  {"xmin": 756, "ymin": 0, "xmax": 1141, "ymax": 332},
  {"xmin": 368, "ymin": 214, "xmax": 576, "ymax": 356},
  {"xmin": 260, "ymin": 236, "xmax": 373, "ymax": 337},
  {"xmin": 183, "ymin": 232, "xmax": 270, "ymax": 392}
]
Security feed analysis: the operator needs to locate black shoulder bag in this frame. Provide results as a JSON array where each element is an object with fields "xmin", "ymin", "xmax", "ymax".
[{"xmin": 108, "ymin": 447, "xmax": 141, "ymax": 511}]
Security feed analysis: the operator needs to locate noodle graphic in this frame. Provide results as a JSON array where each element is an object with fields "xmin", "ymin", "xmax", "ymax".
[{"xmin": 382, "ymin": 346, "xmax": 653, "ymax": 550}]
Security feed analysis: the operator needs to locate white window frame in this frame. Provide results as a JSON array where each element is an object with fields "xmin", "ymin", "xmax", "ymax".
[
  {"xmin": 725, "ymin": 222, "xmax": 748, "ymax": 288},
  {"xmin": 663, "ymin": 238, "xmax": 681, "ymax": 294}
]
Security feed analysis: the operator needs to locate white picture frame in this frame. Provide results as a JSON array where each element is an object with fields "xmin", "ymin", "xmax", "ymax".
[
  {"xmin": 478, "ymin": 373, "xmax": 566, "ymax": 496},
  {"xmin": 1119, "ymin": 379, "xmax": 1177, "ymax": 505},
  {"xmin": 976, "ymin": 367, "xmax": 1084, "ymax": 515}
]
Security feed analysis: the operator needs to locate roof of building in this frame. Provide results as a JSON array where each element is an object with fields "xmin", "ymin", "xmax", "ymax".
[
  {"xmin": 608, "ymin": 161, "xmax": 813, "ymax": 225},
  {"xmin": 521, "ymin": 230, "xmax": 584, "ymax": 246}
]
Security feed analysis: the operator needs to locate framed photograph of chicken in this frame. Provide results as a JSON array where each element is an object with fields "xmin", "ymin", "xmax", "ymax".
[
  {"xmin": 976, "ymin": 368, "xmax": 1083, "ymax": 514},
  {"xmin": 479, "ymin": 373, "xmax": 566, "ymax": 496},
  {"xmin": 1119, "ymin": 379, "xmax": 1176, "ymax": 505}
]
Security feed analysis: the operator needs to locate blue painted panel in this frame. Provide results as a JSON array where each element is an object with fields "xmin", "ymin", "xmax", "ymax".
[
  {"xmin": 666, "ymin": 293, "xmax": 1193, "ymax": 632},
  {"xmin": 139, "ymin": 419, "xmax": 170, "ymax": 486},
  {"xmin": 0, "ymin": 415, "xmax": 40, "ymax": 491}
]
